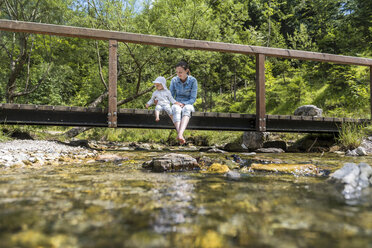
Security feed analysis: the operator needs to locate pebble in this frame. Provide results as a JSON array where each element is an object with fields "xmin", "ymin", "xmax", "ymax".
[{"xmin": 0, "ymin": 140, "xmax": 95, "ymax": 167}]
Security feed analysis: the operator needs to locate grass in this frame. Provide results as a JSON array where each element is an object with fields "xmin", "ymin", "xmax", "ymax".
[
  {"xmin": 337, "ymin": 123, "xmax": 365, "ymax": 150},
  {"xmin": 77, "ymin": 128, "xmax": 243, "ymax": 146}
]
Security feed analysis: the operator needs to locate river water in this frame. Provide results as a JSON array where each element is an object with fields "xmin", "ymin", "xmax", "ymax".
[{"xmin": 1, "ymin": 151, "xmax": 372, "ymax": 248}]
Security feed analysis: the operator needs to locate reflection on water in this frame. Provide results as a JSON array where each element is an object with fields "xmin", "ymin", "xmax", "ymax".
[{"xmin": 0, "ymin": 152, "xmax": 372, "ymax": 248}]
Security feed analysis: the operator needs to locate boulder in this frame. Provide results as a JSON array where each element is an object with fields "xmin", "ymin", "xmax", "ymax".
[
  {"xmin": 329, "ymin": 163, "xmax": 372, "ymax": 199},
  {"xmin": 223, "ymin": 143, "xmax": 247, "ymax": 152},
  {"xmin": 142, "ymin": 153, "xmax": 199, "ymax": 172},
  {"xmin": 242, "ymin": 131, "xmax": 267, "ymax": 150},
  {"xmin": 294, "ymin": 105, "xmax": 323, "ymax": 117}
]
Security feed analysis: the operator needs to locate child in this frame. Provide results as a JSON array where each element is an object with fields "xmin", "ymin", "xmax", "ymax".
[{"xmin": 145, "ymin": 76, "xmax": 177, "ymax": 122}]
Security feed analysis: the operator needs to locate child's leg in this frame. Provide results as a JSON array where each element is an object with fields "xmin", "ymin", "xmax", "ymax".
[{"xmin": 154, "ymin": 105, "xmax": 162, "ymax": 122}]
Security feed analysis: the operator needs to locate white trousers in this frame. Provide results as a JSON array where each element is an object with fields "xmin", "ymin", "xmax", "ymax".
[
  {"xmin": 172, "ymin": 104, "xmax": 195, "ymax": 122},
  {"xmin": 155, "ymin": 104, "xmax": 172, "ymax": 115}
]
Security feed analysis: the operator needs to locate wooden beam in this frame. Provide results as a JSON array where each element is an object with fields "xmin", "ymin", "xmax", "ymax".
[
  {"xmin": 108, "ymin": 40, "xmax": 117, "ymax": 128},
  {"xmin": 1, "ymin": 19, "xmax": 372, "ymax": 66},
  {"xmin": 256, "ymin": 54, "xmax": 266, "ymax": 132}
]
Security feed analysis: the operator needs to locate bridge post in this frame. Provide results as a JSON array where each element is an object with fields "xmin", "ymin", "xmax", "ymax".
[
  {"xmin": 256, "ymin": 54, "xmax": 266, "ymax": 132},
  {"xmin": 108, "ymin": 40, "xmax": 118, "ymax": 128}
]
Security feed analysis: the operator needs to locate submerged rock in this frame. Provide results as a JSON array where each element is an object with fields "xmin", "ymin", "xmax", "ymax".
[
  {"xmin": 250, "ymin": 163, "xmax": 319, "ymax": 175},
  {"xmin": 142, "ymin": 153, "xmax": 199, "ymax": 172},
  {"xmin": 329, "ymin": 163, "xmax": 372, "ymax": 199}
]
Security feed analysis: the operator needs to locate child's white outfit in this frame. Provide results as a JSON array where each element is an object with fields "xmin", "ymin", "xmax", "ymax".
[{"xmin": 147, "ymin": 77, "xmax": 176, "ymax": 115}]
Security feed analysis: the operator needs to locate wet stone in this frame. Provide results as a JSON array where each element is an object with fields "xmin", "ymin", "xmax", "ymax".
[
  {"xmin": 329, "ymin": 163, "xmax": 372, "ymax": 199},
  {"xmin": 255, "ymin": 148, "xmax": 285, "ymax": 153},
  {"xmin": 142, "ymin": 153, "xmax": 199, "ymax": 172}
]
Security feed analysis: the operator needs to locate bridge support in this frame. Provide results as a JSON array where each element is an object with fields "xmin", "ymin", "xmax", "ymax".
[
  {"xmin": 256, "ymin": 54, "xmax": 266, "ymax": 131},
  {"xmin": 108, "ymin": 40, "xmax": 118, "ymax": 128}
]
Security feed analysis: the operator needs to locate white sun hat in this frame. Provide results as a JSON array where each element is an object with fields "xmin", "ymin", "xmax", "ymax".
[{"xmin": 153, "ymin": 76, "xmax": 167, "ymax": 90}]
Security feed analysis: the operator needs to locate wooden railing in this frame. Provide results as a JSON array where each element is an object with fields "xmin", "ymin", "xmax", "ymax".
[{"xmin": 1, "ymin": 19, "xmax": 372, "ymax": 130}]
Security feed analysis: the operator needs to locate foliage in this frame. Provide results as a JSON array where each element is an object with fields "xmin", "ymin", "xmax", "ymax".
[{"xmin": 0, "ymin": 0, "xmax": 371, "ymax": 140}]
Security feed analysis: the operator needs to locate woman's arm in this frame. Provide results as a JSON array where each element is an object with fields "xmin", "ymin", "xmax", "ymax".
[{"xmin": 182, "ymin": 78, "xmax": 198, "ymax": 105}]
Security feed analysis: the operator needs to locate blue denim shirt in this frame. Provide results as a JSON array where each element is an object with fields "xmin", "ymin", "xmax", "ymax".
[{"xmin": 169, "ymin": 75, "xmax": 198, "ymax": 105}]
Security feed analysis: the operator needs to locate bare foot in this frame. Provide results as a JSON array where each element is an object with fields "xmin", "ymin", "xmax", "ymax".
[
  {"xmin": 155, "ymin": 118, "xmax": 160, "ymax": 122},
  {"xmin": 177, "ymin": 136, "xmax": 186, "ymax": 145}
]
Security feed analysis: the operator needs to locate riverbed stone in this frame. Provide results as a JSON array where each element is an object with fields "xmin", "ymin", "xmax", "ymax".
[
  {"xmin": 294, "ymin": 105, "xmax": 322, "ymax": 117},
  {"xmin": 250, "ymin": 163, "xmax": 319, "ymax": 175},
  {"xmin": 255, "ymin": 148, "xmax": 284, "ymax": 153},
  {"xmin": 142, "ymin": 153, "xmax": 199, "ymax": 172},
  {"xmin": 206, "ymin": 148, "xmax": 226, "ymax": 153}
]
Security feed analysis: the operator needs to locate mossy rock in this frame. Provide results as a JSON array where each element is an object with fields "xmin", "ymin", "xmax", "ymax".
[{"xmin": 205, "ymin": 163, "xmax": 230, "ymax": 173}]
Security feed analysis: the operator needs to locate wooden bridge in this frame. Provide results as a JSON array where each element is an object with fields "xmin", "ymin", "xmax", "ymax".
[{"xmin": 1, "ymin": 20, "xmax": 372, "ymax": 133}]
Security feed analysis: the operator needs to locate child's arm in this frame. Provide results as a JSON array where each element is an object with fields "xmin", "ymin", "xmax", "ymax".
[{"xmin": 146, "ymin": 93, "xmax": 156, "ymax": 108}]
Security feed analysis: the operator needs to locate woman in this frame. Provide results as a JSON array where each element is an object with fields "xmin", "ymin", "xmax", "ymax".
[{"xmin": 170, "ymin": 61, "xmax": 198, "ymax": 144}]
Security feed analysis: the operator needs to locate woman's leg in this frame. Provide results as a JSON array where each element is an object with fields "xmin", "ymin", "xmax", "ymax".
[
  {"xmin": 177, "ymin": 105, "xmax": 194, "ymax": 144},
  {"xmin": 172, "ymin": 105, "xmax": 182, "ymax": 132},
  {"xmin": 177, "ymin": 116, "xmax": 190, "ymax": 144}
]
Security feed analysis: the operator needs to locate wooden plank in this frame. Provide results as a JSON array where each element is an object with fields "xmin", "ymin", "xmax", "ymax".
[
  {"xmin": 290, "ymin": 115, "xmax": 302, "ymax": 120},
  {"xmin": 230, "ymin": 113, "xmax": 241, "ymax": 118},
  {"xmin": 1, "ymin": 20, "xmax": 372, "ymax": 66},
  {"xmin": 323, "ymin": 117, "xmax": 334, "ymax": 122},
  {"xmin": 256, "ymin": 54, "xmax": 266, "ymax": 131},
  {"xmin": 108, "ymin": 40, "xmax": 118, "ymax": 128},
  {"xmin": 192, "ymin": 112, "xmax": 205, "ymax": 117}
]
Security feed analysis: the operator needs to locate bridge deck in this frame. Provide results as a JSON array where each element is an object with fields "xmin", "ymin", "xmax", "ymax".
[{"xmin": 0, "ymin": 104, "xmax": 369, "ymax": 133}]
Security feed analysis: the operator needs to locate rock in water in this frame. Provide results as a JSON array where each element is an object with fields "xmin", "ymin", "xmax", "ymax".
[
  {"xmin": 329, "ymin": 163, "xmax": 372, "ymax": 199},
  {"xmin": 205, "ymin": 163, "xmax": 230, "ymax": 173},
  {"xmin": 142, "ymin": 153, "xmax": 199, "ymax": 172},
  {"xmin": 250, "ymin": 163, "xmax": 319, "ymax": 175}
]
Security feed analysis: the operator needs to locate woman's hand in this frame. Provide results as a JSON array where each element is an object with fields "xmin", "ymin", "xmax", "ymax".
[
  {"xmin": 175, "ymin": 102, "xmax": 184, "ymax": 107},
  {"xmin": 145, "ymin": 104, "xmax": 150, "ymax": 109}
]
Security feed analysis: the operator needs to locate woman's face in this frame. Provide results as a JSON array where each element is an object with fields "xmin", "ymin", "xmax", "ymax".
[{"xmin": 176, "ymin": 66, "xmax": 188, "ymax": 82}]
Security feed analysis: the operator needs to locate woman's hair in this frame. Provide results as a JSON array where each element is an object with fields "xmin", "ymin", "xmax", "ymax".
[{"xmin": 176, "ymin": 61, "xmax": 190, "ymax": 74}]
